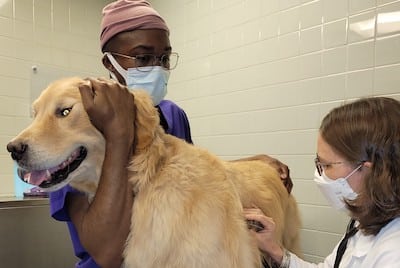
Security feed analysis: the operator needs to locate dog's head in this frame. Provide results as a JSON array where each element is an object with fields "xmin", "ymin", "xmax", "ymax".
[
  {"xmin": 7, "ymin": 77, "xmax": 160, "ymax": 194},
  {"xmin": 6, "ymin": 77, "xmax": 105, "ymax": 193}
]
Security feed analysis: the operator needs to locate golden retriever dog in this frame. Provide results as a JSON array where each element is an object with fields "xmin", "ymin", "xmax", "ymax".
[{"xmin": 7, "ymin": 77, "xmax": 301, "ymax": 267}]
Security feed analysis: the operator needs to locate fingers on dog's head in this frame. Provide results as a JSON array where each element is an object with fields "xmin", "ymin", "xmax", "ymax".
[
  {"xmin": 78, "ymin": 78, "xmax": 94, "ymax": 97},
  {"xmin": 80, "ymin": 77, "xmax": 111, "ymax": 89},
  {"xmin": 79, "ymin": 77, "xmax": 93, "ymax": 91},
  {"xmin": 79, "ymin": 77, "xmax": 115, "ymax": 94}
]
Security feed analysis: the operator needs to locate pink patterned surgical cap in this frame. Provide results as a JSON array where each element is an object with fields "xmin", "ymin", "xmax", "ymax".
[{"xmin": 100, "ymin": 0, "xmax": 169, "ymax": 49}]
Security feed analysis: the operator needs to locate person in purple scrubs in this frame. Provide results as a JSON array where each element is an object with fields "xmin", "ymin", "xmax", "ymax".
[{"xmin": 49, "ymin": 1, "xmax": 292, "ymax": 267}]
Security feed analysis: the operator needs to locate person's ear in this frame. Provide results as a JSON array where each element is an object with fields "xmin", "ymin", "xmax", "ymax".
[
  {"xmin": 102, "ymin": 54, "xmax": 114, "ymax": 72},
  {"xmin": 363, "ymin": 161, "xmax": 373, "ymax": 168},
  {"xmin": 101, "ymin": 54, "xmax": 126, "ymax": 85}
]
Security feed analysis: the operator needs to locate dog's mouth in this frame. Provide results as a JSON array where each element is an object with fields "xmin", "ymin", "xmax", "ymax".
[{"xmin": 18, "ymin": 146, "xmax": 87, "ymax": 188}]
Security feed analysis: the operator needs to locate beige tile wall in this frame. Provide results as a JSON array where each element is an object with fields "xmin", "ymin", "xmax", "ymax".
[
  {"xmin": 151, "ymin": 0, "xmax": 400, "ymax": 263},
  {"xmin": 0, "ymin": 0, "xmax": 111, "ymax": 197}
]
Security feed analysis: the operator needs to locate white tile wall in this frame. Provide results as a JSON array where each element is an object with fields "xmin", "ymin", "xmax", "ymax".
[
  {"xmin": 0, "ymin": 0, "xmax": 111, "ymax": 197},
  {"xmin": 151, "ymin": 0, "xmax": 400, "ymax": 262}
]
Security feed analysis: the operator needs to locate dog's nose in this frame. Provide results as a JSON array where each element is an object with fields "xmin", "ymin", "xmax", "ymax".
[{"xmin": 7, "ymin": 142, "xmax": 28, "ymax": 161}]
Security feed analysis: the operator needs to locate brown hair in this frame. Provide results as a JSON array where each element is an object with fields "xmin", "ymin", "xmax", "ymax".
[{"xmin": 320, "ymin": 97, "xmax": 400, "ymax": 235}]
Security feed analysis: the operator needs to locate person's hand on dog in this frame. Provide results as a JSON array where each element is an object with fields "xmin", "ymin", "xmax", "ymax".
[
  {"xmin": 71, "ymin": 77, "xmax": 134, "ymax": 267},
  {"xmin": 244, "ymin": 207, "xmax": 284, "ymax": 264},
  {"xmin": 79, "ymin": 77, "xmax": 135, "ymax": 151}
]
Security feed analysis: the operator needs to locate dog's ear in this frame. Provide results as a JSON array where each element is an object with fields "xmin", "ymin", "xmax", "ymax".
[{"xmin": 132, "ymin": 90, "xmax": 160, "ymax": 149}]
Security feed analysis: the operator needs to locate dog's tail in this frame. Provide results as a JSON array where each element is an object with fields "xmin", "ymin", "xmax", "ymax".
[{"xmin": 283, "ymin": 195, "xmax": 302, "ymax": 257}]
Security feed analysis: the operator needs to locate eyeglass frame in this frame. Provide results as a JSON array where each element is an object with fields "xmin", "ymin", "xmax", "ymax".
[
  {"xmin": 314, "ymin": 157, "xmax": 346, "ymax": 176},
  {"xmin": 107, "ymin": 52, "xmax": 179, "ymax": 71},
  {"xmin": 314, "ymin": 155, "xmax": 365, "ymax": 176}
]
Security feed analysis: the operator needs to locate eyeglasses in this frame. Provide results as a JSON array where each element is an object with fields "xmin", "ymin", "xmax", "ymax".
[
  {"xmin": 109, "ymin": 52, "xmax": 179, "ymax": 72},
  {"xmin": 314, "ymin": 157, "xmax": 346, "ymax": 176}
]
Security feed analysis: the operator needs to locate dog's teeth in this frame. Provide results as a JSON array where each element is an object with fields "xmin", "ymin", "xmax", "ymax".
[
  {"xmin": 25, "ymin": 174, "xmax": 31, "ymax": 184},
  {"xmin": 46, "ymin": 169, "xmax": 51, "ymax": 178}
]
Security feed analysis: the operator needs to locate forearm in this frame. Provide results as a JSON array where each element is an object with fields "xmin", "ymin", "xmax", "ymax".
[
  {"xmin": 264, "ymin": 246, "xmax": 293, "ymax": 268},
  {"xmin": 265, "ymin": 243, "xmax": 284, "ymax": 264},
  {"xmin": 71, "ymin": 142, "xmax": 133, "ymax": 266}
]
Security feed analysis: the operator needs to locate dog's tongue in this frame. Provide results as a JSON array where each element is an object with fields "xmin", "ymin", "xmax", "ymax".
[{"xmin": 23, "ymin": 170, "xmax": 50, "ymax": 186}]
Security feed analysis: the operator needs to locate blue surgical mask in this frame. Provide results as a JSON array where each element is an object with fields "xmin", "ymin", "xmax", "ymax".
[{"xmin": 105, "ymin": 52, "xmax": 170, "ymax": 105}]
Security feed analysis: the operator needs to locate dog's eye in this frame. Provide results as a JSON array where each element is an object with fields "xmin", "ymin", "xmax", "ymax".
[{"xmin": 60, "ymin": 108, "xmax": 72, "ymax": 117}]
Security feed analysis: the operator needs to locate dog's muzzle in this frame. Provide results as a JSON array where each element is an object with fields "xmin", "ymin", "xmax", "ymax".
[{"xmin": 16, "ymin": 146, "xmax": 87, "ymax": 188}]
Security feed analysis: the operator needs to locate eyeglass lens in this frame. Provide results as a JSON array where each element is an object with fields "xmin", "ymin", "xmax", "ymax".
[{"xmin": 136, "ymin": 53, "xmax": 178, "ymax": 70}]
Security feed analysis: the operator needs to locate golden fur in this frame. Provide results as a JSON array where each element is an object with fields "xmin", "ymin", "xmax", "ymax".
[{"xmin": 8, "ymin": 77, "xmax": 301, "ymax": 267}]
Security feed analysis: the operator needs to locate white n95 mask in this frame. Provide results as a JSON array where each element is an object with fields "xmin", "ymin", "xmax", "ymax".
[
  {"xmin": 313, "ymin": 166, "xmax": 361, "ymax": 211},
  {"xmin": 105, "ymin": 52, "xmax": 169, "ymax": 106}
]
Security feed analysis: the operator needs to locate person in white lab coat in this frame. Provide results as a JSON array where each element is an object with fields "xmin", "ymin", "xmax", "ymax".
[{"xmin": 245, "ymin": 96, "xmax": 400, "ymax": 268}]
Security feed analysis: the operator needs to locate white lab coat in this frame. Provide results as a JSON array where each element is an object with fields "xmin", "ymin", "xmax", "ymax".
[{"xmin": 288, "ymin": 217, "xmax": 400, "ymax": 267}]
